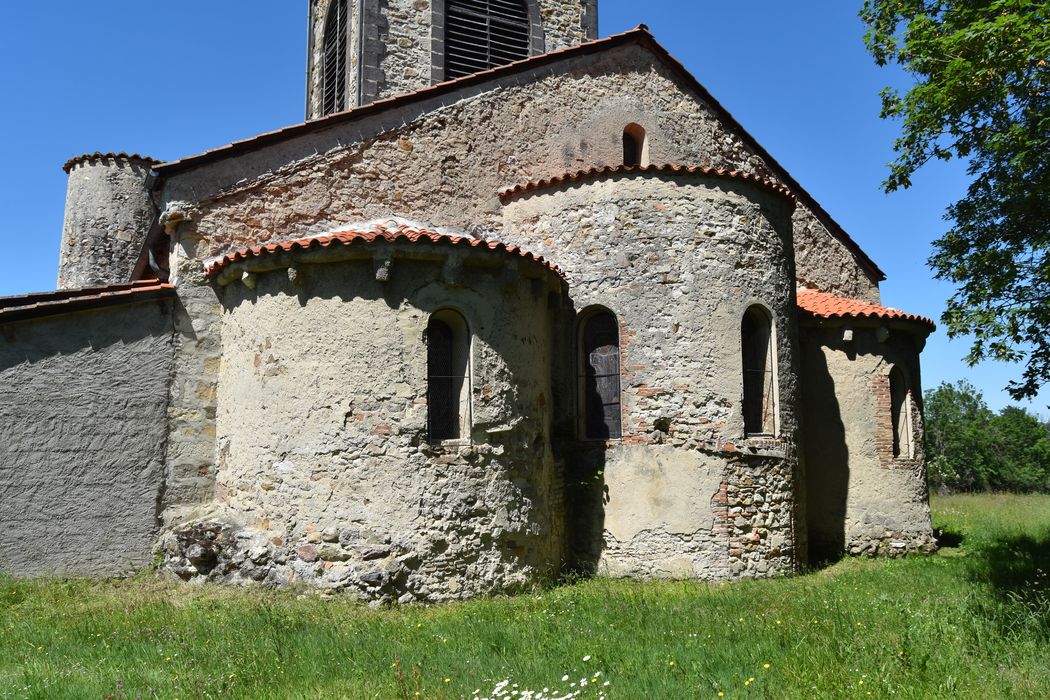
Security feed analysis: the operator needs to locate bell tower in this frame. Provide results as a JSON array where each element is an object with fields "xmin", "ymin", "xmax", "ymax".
[{"xmin": 306, "ymin": 0, "xmax": 599, "ymax": 120}]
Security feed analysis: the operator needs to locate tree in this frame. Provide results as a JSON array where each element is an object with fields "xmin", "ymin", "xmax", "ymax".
[
  {"xmin": 924, "ymin": 379, "xmax": 1050, "ymax": 492},
  {"xmin": 924, "ymin": 380, "xmax": 999, "ymax": 491},
  {"xmin": 990, "ymin": 405, "xmax": 1050, "ymax": 491},
  {"xmin": 860, "ymin": 0, "xmax": 1050, "ymax": 400}
]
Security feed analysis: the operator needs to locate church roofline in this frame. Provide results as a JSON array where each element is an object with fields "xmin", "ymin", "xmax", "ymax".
[
  {"xmin": 152, "ymin": 25, "xmax": 886, "ymax": 281},
  {"xmin": 0, "ymin": 280, "xmax": 175, "ymax": 324},
  {"xmin": 499, "ymin": 163, "xmax": 798, "ymax": 203}
]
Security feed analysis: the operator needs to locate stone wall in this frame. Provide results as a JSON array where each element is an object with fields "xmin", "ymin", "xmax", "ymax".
[
  {"xmin": 502, "ymin": 171, "xmax": 802, "ymax": 579},
  {"xmin": 799, "ymin": 321, "xmax": 936, "ymax": 562},
  {"xmin": 58, "ymin": 154, "xmax": 157, "ymax": 290},
  {"xmin": 0, "ymin": 301, "xmax": 175, "ymax": 576},
  {"xmin": 160, "ymin": 239, "xmax": 564, "ymax": 602}
]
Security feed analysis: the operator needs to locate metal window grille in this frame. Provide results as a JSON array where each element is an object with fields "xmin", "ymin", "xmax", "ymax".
[
  {"xmin": 581, "ymin": 312, "xmax": 622, "ymax": 440},
  {"xmin": 321, "ymin": 0, "xmax": 349, "ymax": 116},
  {"xmin": 445, "ymin": 0, "xmax": 531, "ymax": 79},
  {"xmin": 742, "ymin": 309, "xmax": 775, "ymax": 435}
]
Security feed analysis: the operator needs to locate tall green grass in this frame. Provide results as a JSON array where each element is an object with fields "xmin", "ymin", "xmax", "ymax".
[{"xmin": 2, "ymin": 494, "xmax": 1048, "ymax": 699}]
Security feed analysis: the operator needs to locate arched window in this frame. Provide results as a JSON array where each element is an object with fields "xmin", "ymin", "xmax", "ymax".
[
  {"xmin": 890, "ymin": 367, "xmax": 913, "ymax": 458},
  {"xmin": 445, "ymin": 0, "xmax": 531, "ymax": 79},
  {"xmin": 427, "ymin": 310, "xmax": 471, "ymax": 442},
  {"xmin": 580, "ymin": 310, "xmax": 622, "ymax": 440},
  {"xmin": 623, "ymin": 124, "xmax": 648, "ymax": 167},
  {"xmin": 321, "ymin": 0, "xmax": 349, "ymax": 116},
  {"xmin": 742, "ymin": 306, "xmax": 777, "ymax": 436}
]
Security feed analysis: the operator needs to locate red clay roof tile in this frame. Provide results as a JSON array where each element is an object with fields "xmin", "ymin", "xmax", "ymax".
[
  {"xmin": 797, "ymin": 288, "xmax": 935, "ymax": 331},
  {"xmin": 206, "ymin": 220, "xmax": 564, "ymax": 279},
  {"xmin": 0, "ymin": 280, "xmax": 175, "ymax": 323},
  {"xmin": 499, "ymin": 163, "xmax": 796, "ymax": 201}
]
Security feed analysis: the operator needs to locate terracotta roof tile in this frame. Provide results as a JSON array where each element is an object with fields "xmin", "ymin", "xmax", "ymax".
[
  {"xmin": 797, "ymin": 289, "xmax": 935, "ymax": 331},
  {"xmin": 499, "ymin": 163, "xmax": 796, "ymax": 201},
  {"xmin": 206, "ymin": 220, "xmax": 564, "ymax": 279},
  {"xmin": 63, "ymin": 152, "xmax": 161, "ymax": 173},
  {"xmin": 0, "ymin": 279, "xmax": 175, "ymax": 323}
]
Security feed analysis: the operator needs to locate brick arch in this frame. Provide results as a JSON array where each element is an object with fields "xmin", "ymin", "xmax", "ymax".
[{"xmin": 431, "ymin": 0, "xmax": 546, "ymax": 84}]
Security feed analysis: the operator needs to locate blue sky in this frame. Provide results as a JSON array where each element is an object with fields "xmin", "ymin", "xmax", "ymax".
[{"xmin": 0, "ymin": 1, "xmax": 1044, "ymax": 413}]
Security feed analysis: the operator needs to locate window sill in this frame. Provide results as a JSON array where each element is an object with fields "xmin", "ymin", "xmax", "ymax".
[{"xmin": 429, "ymin": 438, "xmax": 472, "ymax": 449}]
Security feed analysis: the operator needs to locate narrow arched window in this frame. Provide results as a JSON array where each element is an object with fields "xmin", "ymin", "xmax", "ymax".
[
  {"xmin": 580, "ymin": 310, "xmax": 622, "ymax": 440},
  {"xmin": 427, "ymin": 310, "xmax": 471, "ymax": 442},
  {"xmin": 742, "ymin": 306, "xmax": 777, "ymax": 436},
  {"xmin": 623, "ymin": 124, "xmax": 648, "ymax": 167},
  {"xmin": 890, "ymin": 367, "xmax": 913, "ymax": 458},
  {"xmin": 321, "ymin": 0, "xmax": 349, "ymax": 116},
  {"xmin": 445, "ymin": 0, "xmax": 531, "ymax": 79}
]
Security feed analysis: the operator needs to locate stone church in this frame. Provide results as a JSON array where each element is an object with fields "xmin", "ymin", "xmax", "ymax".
[{"xmin": 0, "ymin": 0, "xmax": 937, "ymax": 603}]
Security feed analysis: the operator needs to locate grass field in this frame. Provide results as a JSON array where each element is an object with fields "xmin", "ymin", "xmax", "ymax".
[{"xmin": 2, "ymin": 494, "xmax": 1048, "ymax": 699}]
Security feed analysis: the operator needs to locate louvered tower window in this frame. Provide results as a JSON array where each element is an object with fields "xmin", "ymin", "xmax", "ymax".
[
  {"xmin": 321, "ymin": 0, "xmax": 349, "ymax": 116},
  {"xmin": 445, "ymin": 0, "xmax": 531, "ymax": 79}
]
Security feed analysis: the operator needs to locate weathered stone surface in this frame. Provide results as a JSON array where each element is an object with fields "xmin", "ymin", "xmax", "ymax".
[
  {"xmin": 58, "ymin": 155, "xmax": 156, "ymax": 289},
  {"xmin": 0, "ymin": 301, "xmax": 175, "ymax": 577}
]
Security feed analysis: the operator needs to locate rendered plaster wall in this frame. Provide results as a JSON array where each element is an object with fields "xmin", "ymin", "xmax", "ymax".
[
  {"xmin": 0, "ymin": 301, "xmax": 174, "ymax": 576},
  {"xmin": 180, "ymin": 249, "xmax": 562, "ymax": 602},
  {"xmin": 799, "ymin": 323, "xmax": 935, "ymax": 562},
  {"xmin": 502, "ymin": 173, "xmax": 803, "ymax": 580},
  {"xmin": 167, "ymin": 43, "xmax": 878, "ymax": 304},
  {"xmin": 58, "ymin": 157, "xmax": 156, "ymax": 289},
  {"xmin": 307, "ymin": 0, "xmax": 598, "ymax": 117}
]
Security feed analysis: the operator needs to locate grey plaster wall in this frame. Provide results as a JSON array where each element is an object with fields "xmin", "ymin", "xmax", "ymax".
[
  {"xmin": 799, "ymin": 321, "xmax": 935, "ymax": 562},
  {"xmin": 58, "ymin": 156, "xmax": 156, "ymax": 290},
  {"xmin": 307, "ymin": 0, "xmax": 597, "ymax": 118},
  {"xmin": 167, "ymin": 43, "xmax": 879, "ymax": 303},
  {"xmin": 160, "ymin": 242, "xmax": 564, "ymax": 602},
  {"xmin": 0, "ymin": 301, "xmax": 175, "ymax": 577},
  {"xmin": 503, "ymin": 173, "xmax": 803, "ymax": 580}
]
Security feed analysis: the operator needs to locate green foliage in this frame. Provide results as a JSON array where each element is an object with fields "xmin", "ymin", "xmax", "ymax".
[
  {"xmin": 860, "ymin": 0, "xmax": 1050, "ymax": 400},
  {"xmin": 924, "ymin": 379, "xmax": 1050, "ymax": 492},
  {"xmin": 1, "ymin": 495, "xmax": 1049, "ymax": 699}
]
